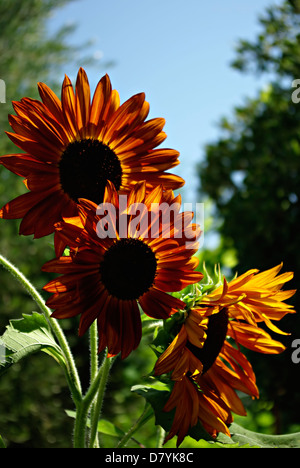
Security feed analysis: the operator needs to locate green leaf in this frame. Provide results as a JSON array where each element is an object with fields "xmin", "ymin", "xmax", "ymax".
[
  {"xmin": 0, "ymin": 312, "xmax": 66, "ymax": 375},
  {"xmin": 97, "ymin": 419, "xmax": 125, "ymax": 438},
  {"xmin": 132, "ymin": 384, "xmax": 214, "ymax": 444},
  {"xmin": 219, "ymin": 423, "xmax": 300, "ymax": 448},
  {"xmin": 133, "ymin": 385, "xmax": 300, "ymax": 448},
  {"xmin": 66, "ymin": 409, "xmax": 147, "ymax": 446},
  {"xmin": 65, "ymin": 409, "xmax": 125, "ymax": 437},
  {"xmin": 0, "ymin": 435, "xmax": 6, "ymax": 448}
]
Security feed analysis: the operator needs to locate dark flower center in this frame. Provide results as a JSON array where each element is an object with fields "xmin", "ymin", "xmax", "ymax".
[
  {"xmin": 59, "ymin": 138, "xmax": 122, "ymax": 204},
  {"xmin": 100, "ymin": 238, "xmax": 157, "ymax": 300},
  {"xmin": 187, "ymin": 308, "xmax": 228, "ymax": 374}
]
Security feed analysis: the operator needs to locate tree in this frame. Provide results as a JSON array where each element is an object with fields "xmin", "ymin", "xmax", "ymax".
[
  {"xmin": 0, "ymin": 0, "xmax": 89, "ymax": 318},
  {"xmin": 0, "ymin": 0, "xmax": 94, "ymax": 447},
  {"xmin": 197, "ymin": 0, "xmax": 300, "ymax": 433}
]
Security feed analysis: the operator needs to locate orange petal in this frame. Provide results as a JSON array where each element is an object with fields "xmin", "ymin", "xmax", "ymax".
[
  {"xmin": 75, "ymin": 67, "xmax": 91, "ymax": 138},
  {"xmin": 38, "ymin": 81, "xmax": 63, "ymax": 122},
  {"xmin": 61, "ymin": 74, "xmax": 77, "ymax": 138}
]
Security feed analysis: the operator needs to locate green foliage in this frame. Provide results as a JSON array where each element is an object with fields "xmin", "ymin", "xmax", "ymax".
[
  {"xmin": 231, "ymin": 0, "xmax": 300, "ymax": 78},
  {"xmin": 132, "ymin": 385, "xmax": 300, "ymax": 448},
  {"xmin": 198, "ymin": 0, "xmax": 300, "ymax": 434},
  {"xmin": 66, "ymin": 409, "xmax": 130, "ymax": 439},
  {"xmin": 0, "ymin": 0, "xmax": 95, "ymax": 448},
  {"xmin": 0, "ymin": 435, "xmax": 6, "ymax": 448},
  {"xmin": 219, "ymin": 423, "xmax": 300, "ymax": 448},
  {"xmin": 2, "ymin": 303, "xmax": 299, "ymax": 449},
  {"xmin": 132, "ymin": 385, "xmax": 214, "ymax": 444},
  {"xmin": 0, "ymin": 0, "xmax": 298, "ymax": 449},
  {"xmin": 0, "ymin": 312, "xmax": 66, "ymax": 375},
  {"xmin": 132, "ymin": 384, "xmax": 300, "ymax": 448},
  {"xmin": 0, "ymin": 0, "xmax": 84, "ymax": 326}
]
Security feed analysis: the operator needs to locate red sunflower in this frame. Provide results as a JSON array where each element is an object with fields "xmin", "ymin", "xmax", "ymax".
[
  {"xmin": 0, "ymin": 67, "xmax": 184, "ymax": 239},
  {"xmin": 154, "ymin": 264, "xmax": 296, "ymax": 446},
  {"xmin": 42, "ymin": 181, "xmax": 203, "ymax": 359}
]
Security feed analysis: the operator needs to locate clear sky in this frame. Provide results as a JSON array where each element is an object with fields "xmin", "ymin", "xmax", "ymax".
[{"xmin": 48, "ymin": 0, "xmax": 281, "ymax": 208}]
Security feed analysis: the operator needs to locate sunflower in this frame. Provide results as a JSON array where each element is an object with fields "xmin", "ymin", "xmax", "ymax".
[
  {"xmin": 192, "ymin": 264, "xmax": 296, "ymax": 350},
  {"xmin": 42, "ymin": 181, "xmax": 203, "ymax": 359},
  {"xmin": 154, "ymin": 264, "xmax": 296, "ymax": 446},
  {"xmin": 0, "ymin": 67, "xmax": 184, "ymax": 239}
]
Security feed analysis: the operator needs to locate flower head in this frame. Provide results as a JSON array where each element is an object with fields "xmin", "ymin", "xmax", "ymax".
[
  {"xmin": 154, "ymin": 264, "xmax": 296, "ymax": 446},
  {"xmin": 42, "ymin": 181, "xmax": 203, "ymax": 359},
  {"xmin": 200, "ymin": 263, "xmax": 296, "ymax": 340},
  {"xmin": 0, "ymin": 67, "xmax": 184, "ymax": 239}
]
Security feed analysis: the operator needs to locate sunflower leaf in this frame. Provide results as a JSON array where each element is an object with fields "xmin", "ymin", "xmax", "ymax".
[
  {"xmin": 65, "ymin": 409, "xmax": 125, "ymax": 436},
  {"xmin": 0, "ymin": 312, "xmax": 66, "ymax": 375},
  {"xmin": 0, "ymin": 435, "xmax": 6, "ymax": 448},
  {"xmin": 131, "ymin": 384, "xmax": 214, "ymax": 444},
  {"xmin": 223, "ymin": 422, "xmax": 300, "ymax": 448},
  {"xmin": 65, "ymin": 410, "xmax": 145, "ymax": 446},
  {"xmin": 132, "ymin": 385, "xmax": 177, "ymax": 433},
  {"xmin": 133, "ymin": 385, "xmax": 300, "ymax": 448}
]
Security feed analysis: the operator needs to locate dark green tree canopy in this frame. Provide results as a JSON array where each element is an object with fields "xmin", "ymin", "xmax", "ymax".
[
  {"xmin": 198, "ymin": 0, "xmax": 300, "ymax": 433},
  {"xmin": 231, "ymin": 0, "xmax": 300, "ymax": 78},
  {"xmin": 198, "ymin": 0, "xmax": 300, "ymax": 278},
  {"xmin": 0, "ymin": 0, "xmax": 95, "ymax": 447}
]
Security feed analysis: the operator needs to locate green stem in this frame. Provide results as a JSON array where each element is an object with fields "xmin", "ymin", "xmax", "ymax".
[
  {"xmin": 156, "ymin": 426, "xmax": 166, "ymax": 448},
  {"xmin": 88, "ymin": 321, "xmax": 100, "ymax": 447},
  {"xmin": 73, "ymin": 369, "xmax": 102, "ymax": 449},
  {"xmin": 0, "ymin": 253, "xmax": 116, "ymax": 449},
  {"xmin": 142, "ymin": 319, "xmax": 163, "ymax": 335},
  {"xmin": 0, "ymin": 253, "xmax": 82, "ymax": 404},
  {"xmin": 73, "ymin": 351, "xmax": 115, "ymax": 449},
  {"xmin": 73, "ymin": 399, "xmax": 91, "ymax": 448},
  {"xmin": 90, "ymin": 321, "xmax": 99, "ymax": 383},
  {"xmin": 116, "ymin": 404, "xmax": 153, "ymax": 448},
  {"xmin": 89, "ymin": 352, "xmax": 115, "ymax": 448}
]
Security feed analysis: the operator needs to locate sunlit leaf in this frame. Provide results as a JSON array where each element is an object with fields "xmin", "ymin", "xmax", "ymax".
[
  {"xmin": 0, "ymin": 312, "xmax": 66, "ymax": 375},
  {"xmin": 0, "ymin": 435, "xmax": 6, "ymax": 448},
  {"xmin": 219, "ymin": 423, "xmax": 300, "ymax": 448}
]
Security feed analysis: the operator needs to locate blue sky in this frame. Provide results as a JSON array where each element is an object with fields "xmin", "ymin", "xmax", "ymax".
[{"xmin": 48, "ymin": 0, "xmax": 281, "ymax": 208}]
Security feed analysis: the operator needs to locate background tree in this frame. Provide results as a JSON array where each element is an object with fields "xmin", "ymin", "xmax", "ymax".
[
  {"xmin": 0, "ymin": 0, "xmax": 89, "ymax": 320},
  {"xmin": 198, "ymin": 0, "xmax": 300, "ymax": 434},
  {"xmin": 0, "ymin": 0, "xmax": 96, "ymax": 447}
]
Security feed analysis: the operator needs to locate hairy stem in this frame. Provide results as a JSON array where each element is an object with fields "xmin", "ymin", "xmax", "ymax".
[
  {"xmin": 116, "ymin": 404, "xmax": 153, "ymax": 448},
  {"xmin": 0, "ymin": 253, "xmax": 82, "ymax": 403},
  {"xmin": 89, "ymin": 353, "xmax": 115, "ymax": 448}
]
